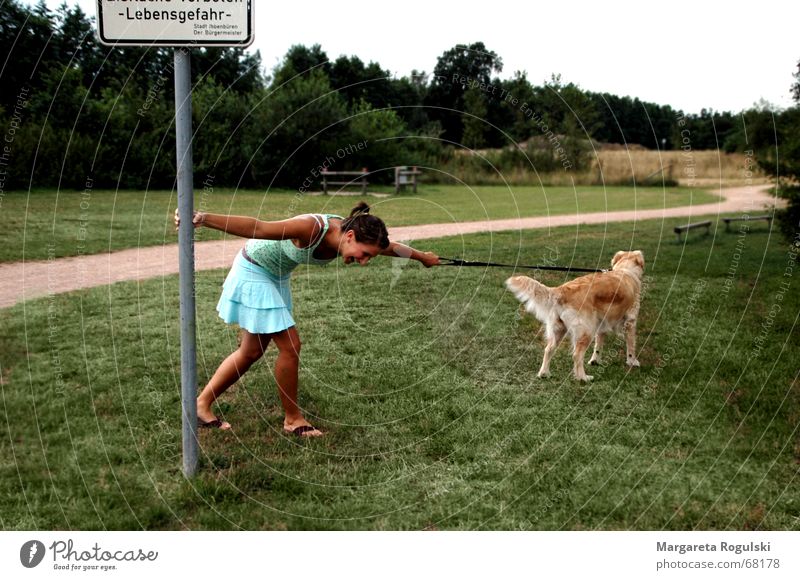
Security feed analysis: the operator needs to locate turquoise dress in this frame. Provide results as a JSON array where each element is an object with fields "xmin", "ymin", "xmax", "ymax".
[{"xmin": 216, "ymin": 214, "xmax": 341, "ymax": 334}]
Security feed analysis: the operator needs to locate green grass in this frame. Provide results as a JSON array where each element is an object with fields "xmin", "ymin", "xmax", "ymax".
[
  {"xmin": 0, "ymin": 184, "xmax": 718, "ymax": 263},
  {"xmin": 1, "ymin": 216, "xmax": 798, "ymax": 530}
]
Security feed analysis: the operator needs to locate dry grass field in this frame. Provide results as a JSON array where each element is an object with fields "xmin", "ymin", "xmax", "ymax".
[
  {"xmin": 446, "ymin": 146, "xmax": 766, "ymax": 187},
  {"xmin": 590, "ymin": 149, "xmax": 764, "ymax": 187},
  {"xmin": 521, "ymin": 149, "xmax": 764, "ymax": 187}
]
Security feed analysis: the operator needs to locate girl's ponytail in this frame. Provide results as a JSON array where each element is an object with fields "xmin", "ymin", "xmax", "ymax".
[{"xmin": 341, "ymin": 202, "xmax": 389, "ymax": 249}]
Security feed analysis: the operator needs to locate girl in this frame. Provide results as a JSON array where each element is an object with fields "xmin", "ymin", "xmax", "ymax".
[{"xmin": 176, "ymin": 202, "xmax": 439, "ymax": 437}]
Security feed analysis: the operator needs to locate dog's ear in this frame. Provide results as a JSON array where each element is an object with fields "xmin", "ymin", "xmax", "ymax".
[
  {"xmin": 633, "ymin": 250, "xmax": 645, "ymax": 270},
  {"xmin": 505, "ymin": 276, "xmax": 528, "ymax": 292},
  {"xmin": 611, "ymin": 251, "xmax": 625, "ymax": 267},
  {"xmin": 505, "ymin": 276, "xmax": 533, "ymax": 302}
]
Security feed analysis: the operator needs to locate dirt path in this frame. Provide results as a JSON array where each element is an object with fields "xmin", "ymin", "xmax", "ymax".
[{"xmin": 0, "ymin": 185, "xmax": 778, "ymax": 309}]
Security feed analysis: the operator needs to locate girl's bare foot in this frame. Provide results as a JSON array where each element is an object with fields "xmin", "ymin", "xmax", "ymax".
[
  {"xmin": 283, "ymin": 419, "xmax": 323, "ymax": 437},
  {"xmin": 197, "ymin": 406, "xmax": 231, "ymax": 430}
]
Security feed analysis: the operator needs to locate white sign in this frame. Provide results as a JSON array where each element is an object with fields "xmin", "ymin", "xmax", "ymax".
[{"xmin": 97, "ymin": 0, "xmax": 253, "ymax": 47}]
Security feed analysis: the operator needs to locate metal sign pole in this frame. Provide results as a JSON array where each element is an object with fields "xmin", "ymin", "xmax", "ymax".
[
  {"xmin": 174, "ymin": 48, "xmax": 198, "ymax": 478},
  {"xmin": 96, "ymin": 0, "xmax": 252, "ymax": 479}
]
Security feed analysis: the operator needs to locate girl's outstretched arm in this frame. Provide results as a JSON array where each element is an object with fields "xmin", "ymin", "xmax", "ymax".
[
  {"xmin": 175, "ymin": 210, "xmax": 316, "ymax": 243},
  {"xmin": 380, "ymin": 241, "xmax": 440, "ymax": 268}
]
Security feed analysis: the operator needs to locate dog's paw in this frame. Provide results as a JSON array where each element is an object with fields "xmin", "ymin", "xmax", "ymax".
[
  {"xmin": 588, "ymin": 357, "xmax": 600, "ymax": 366},
  {"xmin": 537, "ymin": 370, "xmax": 550, "ymax": 379},
  {"xmin": 576, "ymin": 374, "xmax": 594, "ymax": 382},
  {"xmin": 626, "ymin": 358, "xmax": 641, "ymax": 368}
]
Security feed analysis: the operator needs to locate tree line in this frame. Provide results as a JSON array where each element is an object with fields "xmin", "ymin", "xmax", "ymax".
[{"xmin": 0, "ymin": 0, "xmax": 797, "ymax": 197}]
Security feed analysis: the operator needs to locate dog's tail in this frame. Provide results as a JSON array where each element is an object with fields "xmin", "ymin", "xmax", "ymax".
[{"xmin": 505, "ymin": 275, "xmax": 557, "ymax": 322}]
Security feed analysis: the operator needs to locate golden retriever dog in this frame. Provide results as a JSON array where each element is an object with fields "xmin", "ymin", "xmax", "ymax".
[{"xmin": 505, "ymin": 251, "xmax": 644, "ymax": 381}]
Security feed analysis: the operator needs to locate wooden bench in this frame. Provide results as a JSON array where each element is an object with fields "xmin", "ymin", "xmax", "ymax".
[
  {"xmin": 394, "ymin": 166, "xmax": 422, "ymax": 193},
  {"xmin": 321, "ymin": 169, "xmax": 368, "ymax": 195},
  {"xmin": 722, "ymin": 214, "xmax": 773, "ymax": 231},
  {"xmin": 674, "ymin": 220, "xmax": 712, "ymax": 241}
]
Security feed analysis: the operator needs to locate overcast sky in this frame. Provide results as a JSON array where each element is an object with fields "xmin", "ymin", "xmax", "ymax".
[{"xmin": 22, "ymin": 0, "xmax": 800, "ymax": 114}]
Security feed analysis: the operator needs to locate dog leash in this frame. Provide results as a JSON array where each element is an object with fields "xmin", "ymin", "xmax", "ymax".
[{"xmin": 436, "ymin": 257, "xmax": 607, "ymax": 273}]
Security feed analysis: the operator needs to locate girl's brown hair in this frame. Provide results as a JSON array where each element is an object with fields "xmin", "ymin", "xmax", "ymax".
[{"xmin": 340, "ymin": 202, "xmax": 390, "ymax": 249}]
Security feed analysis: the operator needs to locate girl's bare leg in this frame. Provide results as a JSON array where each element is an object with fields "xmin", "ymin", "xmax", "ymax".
[
  {"xmin": 196, "ymin": 331, "xmax": 271, "ymax": 428},
  {"xmin": 271, "ymin": 326, "xmax": 323, "ymax": 437}
]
